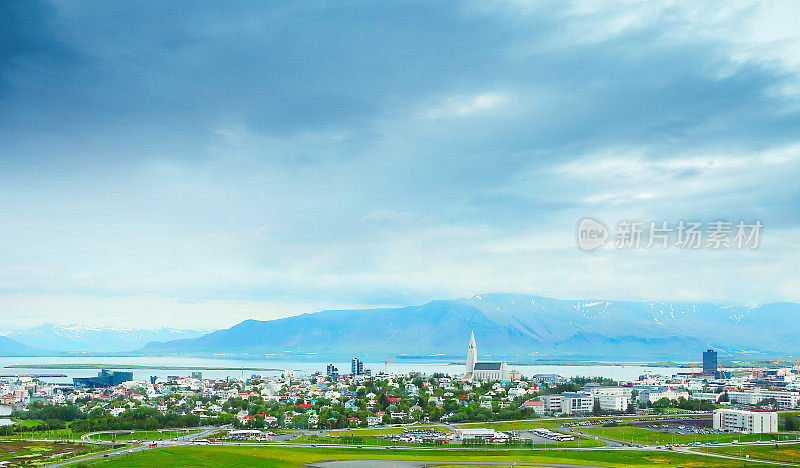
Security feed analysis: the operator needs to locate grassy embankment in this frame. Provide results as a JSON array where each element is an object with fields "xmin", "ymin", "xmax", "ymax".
[
  {"xmin": 0, "ymin": 440, "xmax": 109, "ymax": 467},
  {"xmin": 89, "ymin": 429, "xmax": 201, "ymax": 441},
  {"xmin": 70, "ymin": 444, "xmax": 760, "ymax": 467},
  {"xmin": 700, "ymin": 442, "xmax": 800, "ymax": 465}
]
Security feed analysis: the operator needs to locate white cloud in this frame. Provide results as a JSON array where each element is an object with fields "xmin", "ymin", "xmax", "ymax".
[{"xmin": 425, "ymin": 92, "xmax": 510, "ymax": 119}]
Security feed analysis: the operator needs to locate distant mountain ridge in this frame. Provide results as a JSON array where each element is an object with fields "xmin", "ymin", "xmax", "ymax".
[
  {"xmin": 139, "ymin": 294, "xmax": 800, "ymax": 359},
  {"xmin": 7, "ymin": 324, "xmax": 210, "ymax": 353},
  {"xmin": 0, "ymin": 335, "xmax": 45, "ymax": 355}
]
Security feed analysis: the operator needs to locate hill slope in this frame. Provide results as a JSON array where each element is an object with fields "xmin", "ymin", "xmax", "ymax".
[
  {"xmin": 8, "ymin": 324, "xmax": 209, "ymax": 353},
  {"xmin": 139, "ymin": 294, "xmax": 800, "ymax": 359},
  {"xmin": 0, "ymin": 335, "xmax": 47, "ymax": 355}
]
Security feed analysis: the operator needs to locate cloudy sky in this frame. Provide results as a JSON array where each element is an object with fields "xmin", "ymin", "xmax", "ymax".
[{"xmin": 2, "ymin": 0, "xmax": 799, "ymax": 331}]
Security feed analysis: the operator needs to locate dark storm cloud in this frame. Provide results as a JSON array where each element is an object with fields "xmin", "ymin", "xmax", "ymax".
[{"xmin": 2, "ymin": 1, "xmax": 798, "ymax": 178}]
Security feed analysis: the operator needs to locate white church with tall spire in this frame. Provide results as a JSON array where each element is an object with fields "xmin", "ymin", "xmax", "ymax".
[{"xmin": 463, "ymin": 330, "xmax": 511, "ymax": 382}]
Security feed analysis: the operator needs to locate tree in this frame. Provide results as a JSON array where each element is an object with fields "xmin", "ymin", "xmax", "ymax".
[
  {"xmin": 756, "ymin": 398, "xmax": 780, "ymax": 409},
  {"xmin": 592, "ymin": 399, "xmax": 602, "ymax": 416},
  {"xmin": 378, "ymin": 393, "xmax": 390, "ymax": 411},
  {"xmin": 784, "ymin": 415, "xmax": 799, "ymax": 432}
]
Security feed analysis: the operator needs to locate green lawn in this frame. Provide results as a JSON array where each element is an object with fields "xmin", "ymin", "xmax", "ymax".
[
  {"xmin": 90, "ymin": 429, "xmax": 200, "ymax": 441},
  {"xmin": 701, "ymin": 442, "xmax": 800, "ymax": 464},
  {"xmin": 17, "ymin": 420, "xmax": 42, "ymax": 427},
  {"xmin": 533, "ymin": 437, "xmax": 605, "ymax": 448},
  {"xmin": 73, "ymin": 444, "xmax": 755, "ymax": 467},
  {"xmin": 1, "ymin": 428, "xmax": 86, "ymax": 440},
  {"xmin": 581, "ymin": 426, "xmax": 781, "ymax": 445}
]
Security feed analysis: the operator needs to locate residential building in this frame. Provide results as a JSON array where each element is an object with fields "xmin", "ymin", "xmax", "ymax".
[
  {"xmin": 690, "ymin": 392, "xmax": 723, "ymax": 403},
  {"xmin": 531, "ymin": 374, "xmax": 565, "ymax": 385},
  {"xmin": 594, "ymin": 394, "xmax": 629, "ymax": 411},
  {"xmin": 638, "ymin": 386, "xmax": 689, "ymax": 404},
  {"xmin": 521, "ymin": 399, "xmax": 545, "ymax": 415},
  {"xmin": 713, "ymin": 409, "xmax": 778, "ymax": 434},
  {"xmin": 727, "ymin": 390, "xmax": 800, "ymax": 408},
  {"xmin": 540, "ymin": 392, "xmax": 593, "ymax": 415}
]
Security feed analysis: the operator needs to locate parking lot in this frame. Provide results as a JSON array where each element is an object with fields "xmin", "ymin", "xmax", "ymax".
[{"xmin": 649, "ymin": 424, "xmax": 723, "ymax": 436}]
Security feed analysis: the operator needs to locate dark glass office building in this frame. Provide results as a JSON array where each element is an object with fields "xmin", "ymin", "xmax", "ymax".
[
  {"xmin": 702, "ymin": 349, "xmax": 718, "ymax": 375},
  {"xmin": 73, "ymin": 369, "xmax": 133, "ymax": 388}
]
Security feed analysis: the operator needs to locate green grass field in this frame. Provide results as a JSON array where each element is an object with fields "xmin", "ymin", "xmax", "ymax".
[
  {"xmin": 581, "ymin": 426, "xmax": 781, "ymax": 445},
  {"xmin": 701, "ymin": 442, "xmax": 800, "ymax": 464},
  {"xmin": 71, "ymin": 444, "xmax": 757, "ymax": 467},
  {"xmin": 533, "ymin": 437, "xmax": 605, "ymax": 448},
  {"xmin": 16, "ymin": 420, "xmax": 42, "ymax": 427},
  {"xmin": 90, "ymin": 429, "xmax": 200, "ymax": 441},
  {"xmin": 1, "ymin": 427, "xmax": 86, "ymax": 440}
]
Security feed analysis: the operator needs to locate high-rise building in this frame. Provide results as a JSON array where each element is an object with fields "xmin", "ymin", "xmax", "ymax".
[
  {"xmin": 191, "ymin": 371, "xmax": 202, "ymax": 380},
  {"xmin": 326, "ymin": 364, "xmax": 338, "ymax": 379},
  {"xmin": 703, "ymin": 349, "xmax": 718, "ymax": 375},
  {"xmin": 351, "ymin": 358, "xmax": 364, "ymax": 376}
]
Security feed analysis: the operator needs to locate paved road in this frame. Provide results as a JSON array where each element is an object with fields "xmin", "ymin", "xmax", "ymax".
[
  {"xmin": 80, "ymin": 428, "xmax": 204, "ymax": 443},
  {"xmin": 42, "ymin": 427, "xmax": 218, "ymax": 468},
  {"xmin": 44, "ymin": 443, "xmax": 148, "ymax": 468}
]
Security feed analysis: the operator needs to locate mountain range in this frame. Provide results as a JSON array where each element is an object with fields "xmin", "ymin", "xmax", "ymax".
[
  {"xmin": 139, "ymin": 294, "xmax": 800, "ymax": 360},
  {"xmin": 6, "ymin": 324, "xmax": 208, "ymax": 353},
  {"xmin": 0, "ymin": 335, "xmax": 44, "ymax": 355}
]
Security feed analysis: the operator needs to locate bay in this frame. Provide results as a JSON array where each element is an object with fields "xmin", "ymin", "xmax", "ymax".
[
  {"xmin": 0, "ymin": 405, "xmax": 11, "ymax": 426},
  {"xmin": 0, "ymin": 355, "xmax": 681, "ymax": 384}
]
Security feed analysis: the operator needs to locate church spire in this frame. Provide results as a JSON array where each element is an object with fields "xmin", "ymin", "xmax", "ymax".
[{"xmin": 465, "ymin": 330, "xmax": 477, "ymax": 378}]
